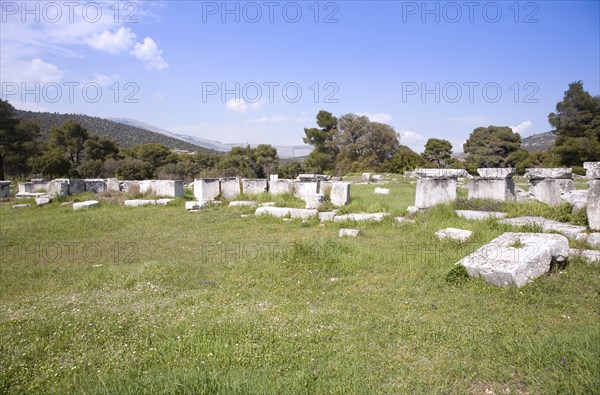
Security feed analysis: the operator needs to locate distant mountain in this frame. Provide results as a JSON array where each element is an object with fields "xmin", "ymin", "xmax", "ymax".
[
  {"xmin": 521, "ymin": 131, "xmax": 556, "ymax": 152},
  {"xmin": 109, "ymin": 117, "xmax": 313, "ymax": 159},
  {"xmin": 14, "ymin": 110, "xmax": 220, "ymax": 154}
]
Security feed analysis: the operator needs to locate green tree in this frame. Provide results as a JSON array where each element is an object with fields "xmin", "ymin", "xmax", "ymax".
[
  {"xmin": 279, "ymin": 161, "xmax": 304, "ymax": 179},
  {"xmin": 380, "ymin": 145, "xmax": 425, "ymax": 173},
  {"xmin": 49, "ymin": 120, "xmax": 89, "ymax": 166},
  {"xmin": 463, "ymin": 126, "xmax": 521, "ymax": 172},
  {"xmin": 548, "ymin": 81, "xmax": 600, "ymax": 166},
  {"xmin": 126, "ymin": 144, "xmax": 173, "ymax": 170},
  {"xmin": 422, "ymin": 138, "xmax": 452, "ymax": 167},
  {"xmin": 0, "ymin": 100, "xmax": 41, "ymax": 180},
  {"xmin": 333, "ymin": 114, "xmax": 400, "ymax": 174},
  {"xmin": 115, "ymin": 158, "xmax": 154, "ymax": 180},
  {"xmin": 254, "ymin": 144, "xmax": 279, "ymax": 178},
  {"xmin": 303, "ymin": 110, "xmax": 338, "ymax": 173},
  {"xmin": 28, "ymin": 148, "xmax": 71, "ymax": 179},
  {"xmin": 83, "ymin": 135, "xmax": 119, "ymax": 161}
]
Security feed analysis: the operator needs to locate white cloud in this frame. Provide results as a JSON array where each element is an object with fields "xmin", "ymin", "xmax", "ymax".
[
  {"xmin": 399, "ymin": 130, "xmax": 426, "ymax": 141},
  {"xmin": 130, "ymin": 37, "xmax": 168, "ymax": 70},
  {"xmin": 225, "ymin": 98, "xmax": 263, "ymax": 113},
  {"xmin": 510, "ymin": 121, "xmax": 533, "ymax": 135},
  {"xmin": 449, "ymin": 116, "xmax": 489, "ymax": 125},
  {"xmin": 91, "ymin": 73, "xmax": 119, "ymax": 87},
  {"xmin": 246, "ymin": 115, "xmax": 289, "ymax": 124},
  {"xmin": 87, "ymin": 27, "xmax": 137, "ymax": 54},
  {"xmin": 357, "ymin": 112, "xmax": 393, "ymax": 123},
  {"xmin": 9, "ymin": 58, "xmax": 64, "ymax": 84}
]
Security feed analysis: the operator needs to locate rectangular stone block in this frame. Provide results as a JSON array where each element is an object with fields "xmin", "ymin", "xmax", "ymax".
[
  {"xmin": 476, "ymin": 168, "xmax": 516, "ymax": 179},
  {"xmin": 122, "ymin": 180, "xmax": 141, "ymax": 194},
  {"xmin": 294, "ymin": 182, "xmax": 318, "ymax": 199},
  {"xmin": 529, "ymin": 178, "xmax": 575, "ymax": 206},
  {"xmin": 329, "ymin": 182, "xmax": 350, "ymax": 207},
  {"xmin": 68, "ymin": 179, "xmax": 86, "ymax": 195},
  {"xmin": 106, "ymin": 178, "xmax": 121, "ymax": 192},
  {"xmin": 269, "ymin": 174, "xmax": 279, "ymax": 182},
  {"xmin": 242, "ymin": 179, "xmax": 268, "ymax": 195},
  {"xmin": 525, "ymin": 168, "xmax": 572, "ymax": 180},
  {"xmin": 415, "ymin": 168, "xmax": 469, "ymax": 178},
  {"xmin": 584, "ymin": 162, "xmax": 600, "ymax": 179},
  {"xmin": 219, "ymin": 177, "xmax": 241, "ymax": 199},
  {"xmin": 269, "ymin": 180, "xmax": 294, "ymax": 195},
  {"xmin": 47, "ymin": 179, "xmax": 69, "ymax": 197},
  {"xmin": 84, "ymin": 179, "xmax": 106, "ymax": 193},
  {"xmin": 18, "ymin": 182, "xmax": 33, "ymax": 194},
  {"xmin": 155, "ymin": 180, "xmax": 184, "ymax": 197},
  {"xmin": 415, "ymin": 177, "xmax": 457, "ymax": 208},
  {"xmin": 588, "ymin": 180, "xmax": 600, "ymax": 231},
  {"xmin": 0, "ymin": 181, "xmax": 10, "ymax": 198},
  {"xmin": 194, "ymin": 179, "xmax": 220, "ymax": 200},
  {"xmin": 467, "ymin": 178, "xmax": 515, "ymax": 201},
  {"xmin": 139, "ymin": 180, "xmax": 157, "ymax": 195}
]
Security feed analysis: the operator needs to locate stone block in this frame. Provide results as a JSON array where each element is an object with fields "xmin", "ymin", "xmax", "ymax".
[
  {"xmin": 269, "ymin": 174, "xmax": 279, "ymax": 182},
  {"xmin": 560, "ymin": 190, "xmax": 588, "ymax": 211},
  {"xmin": 220, "ymin": 178, "xmax": 241, "ymax": 199},
  {"xmin": 476, "ymin": 168, "xmax": 516, "ymax": 179},
  {"xmin": 339, "ymin": 229, "xmax": 363, "ymax": 237},
  {"xmin": 457, "ymin": 232, "xmax": 570, "ymax": 287},
  {"xmin": 84, "ymin": 179, "xmax": 106, "ymax": 193},
  {"xmin": 35, "ymin": 195, "xmax": 51, "ymax": 205},
  {"xmin": 467, "ymin": 178, "xmax": 515, "ymax": 201},
  {"xmin": 318, "ymin": 211, "xmax": 336, "ymax": 221},
  {"xmin": 362, "ymin": 172, "xmax": 371, "ymax": 181},
  {"xmin": 587, "ymin": 180, "xmax": 600, "ymax": 231},
  {"xmin": 155, "ymin": 180, "xmax": 184, "ymax": 197},
  {"xmin": 18, "ymin": 182, "xmax": 33, "ymax": 194},
  {"xmin": 583, "ymin": 162, "xmax": 600, "ymax": 179},
  {"xmin": 186, "ymin": 200, "xmax": 211, "ymax": 211},
  {"xmin": 254, "ymin": 206, "xmax": 318, "ymax": 220},
  {"xmin": 73, "ymin": 200, "xmax": 99, "ymax": 210},
  {"xmin": 242, "ymin": 179, "xmax": 268, "ymax": 195},
  {"xmin": 269, "ymin": 180, "xmax": 294, "ymax": 195},
  {"xmin": 304, "ymin": 194, "xmax": 325, "ymax": 209},
  {"xmin": 333, "ymin": 213, "xmax": 389, "ymax": 222},
  {"xmin": 329, "ymin": 182, "xmax": 350, "ymax": 207},
  {"xmin": 415, "ymin": 177, "xmax": 457, "ymax": 208},
  {"xmin": 12, "ymin": 204, "xmax": 31, "ymax": 209},
  {"xmin": 106, "ymin": 178, "xmax": 121, "ymax": 192},
  {"xmin": 435, "ymin": 228, "xmax": 472, "ymax": 242},
  {"xmin": 47, "ymin": 179, "xmax": 69, "ymax": 197},
  {"xmin": 156, "ymin": 199, "xmax": 174, "ymax": 205},
  {"xmin": 122, "ymin": 180, "xmax": 141, "ymax": 194},
  {"xmin": 229, "ymin": 201, "xmax": 257, "ymax": 207},
  {"xmin": 294, "ymin": 182, "xmax": 318, "ymax": 199},
  {"xmin": 406, "ymin": 206, "xmax": 420, "ymax": 215},
  {"xmin": 374, "ymin": 187, "xmax": 390, "ymax": 195},
  {"xmin": 525, "ymin": 168, "xmax": 572, "ymax": 180},
  {"xmin": 124, "ymin": 199, "xmax": 156, "ymax": 207},
  {"xmin": 455, "ymin": 210, "xmax": 507, "ymax": 220},
  {"xmin": 414, "ymin": 168, "xmax": 469, "ymax": 178},
  {"xmin": 68, "ymin": 179, "xmax": 86, "ymax": 195},
  {"xmin": 194, "ymin": 179, "xmax": 220, "ymax": 200},
  {"xmin": 529, "ymin": 178, "xmax": 575, "ymax": 206},
  {"xmin": 0, "ymin": 181, "xmax": 10, "ymax": 198}
]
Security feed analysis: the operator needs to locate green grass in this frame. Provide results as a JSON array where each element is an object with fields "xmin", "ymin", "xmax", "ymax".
[{"xmin": 0, "ymin": 184, "xmax": 598, "ymax": 394}]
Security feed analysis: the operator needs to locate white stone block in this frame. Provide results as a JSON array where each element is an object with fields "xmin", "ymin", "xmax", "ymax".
[
  {"xmin": 124, "ymin": 199, "xmax": 156, "ymax": 207},
  {"xmin": 186, "ymin": 200, "xmax": 211, "ymax": 211},
  {"xmin": 35, "ymin": 195, "xmax": 51, "ymax": 205},
  {"xmin": 304, "ymin": 194, "xmax": 325, "ymax": 209},
  {"xmin": 362, "ymin": 173, "xmax": 371, "ymax": 181},
  {"xmin": 229, "ymin": 201, "xmax": 257, "ymax": 207},
  {"xmin": 156, "ymin": 199, "xmax": 173, "ymax": 205},
  {"xmin": 269, "ymin": 180, "xmax": 294, "ymax": 195},
  {"xmin": 435, "ymin": 228, "xmax": 472, "ymax": 242},
  {"xmin": 415, "ymin": 177, "xmax": 457, "ymax": 208},
  {"xmin": 68, "ymin": 179, "xmax": 86, "ymax": 195},
  {"xmin": 529, "ymin": 178, "xmax": 575, "ymax": 206},
  {"xmin": 455, "ymin": 210, "xmax": 507, "ymax": 220},
  {"xmin": 587, "ymin": 233, "xmax": 600, "ymax": 247},
  {"xmin": 122, "ymin": 181, "xmax": 140, "ymax": 193},
  {"xmin": 476, "ymin": 168, "xmax": 516, "ymax": 179},
  {"xmin": 194, "ymin": 179, "xmax": 220, "ymax": 200},
  {"xmin": 583, "ymin": 162, "xmax": 600, "ymax": 179},
  {"xmin": 11, "ymin": 204, "xmax": 31, "ymax": 209},
  {"xmin": 406, "ymin": 206, "xmax": 420, "ymax": 215},
  {"xmin": 333, "ymin": 213, "xmax": 389, "ymax": 222},
  {"xmin": 467, "ymin": 178, "xmax": 515, "ymax": 201},
  {"xmin": 294, "ymin": 182, "xmax": 318, "ymax": 199},
  {"xmin": 242, "ymin": 179, "xmax": 268, "ymax": 195},
  {"xmin": 458, "ymin": 232, "xmax": 570, "ymax": 287},
  {"xmin": 318, "ymin": 211, "xmax": 336, "ymax": 221},
  {"xmin": 374, "ymin": 187, "xmax": 390, "ymax": 195},
  {"xmin": 587, "ymin": 180, "xmax": 600, "ymax": 231},
  {"xmin": 560, "ymin": 190, "xmax": 588, "ymax": 211},
  {"xmin": 219, "ymin": 178, "xmax": 241, "ymax": 199},
  {"xmin": 339, "ymin": 229, "xmax": 363, "ymax": 237},
  {"xmin": 525, "ymin": 168, "xmax": 572, "ymax": 180},
  {"xmin": 73, "ymin": 200, "xmax": 99, "ymax": 210},
  {"xmin": 106, "ymin": 178, "xmax": 121, "ymax": 192},
  {"xmin": 254, "ymin": 206, "xmax": 318, "ymax": 220},
  {"xmin": 414, "ymin": 168, "xmax": 469, "ymax": 178},
  {"xmin": 329, "ymin": 182, "xmax": 350, "ymax": 207}
]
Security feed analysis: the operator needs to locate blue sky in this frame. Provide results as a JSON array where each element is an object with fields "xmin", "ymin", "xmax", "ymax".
[{"xmin": 1, "ymin": 0, "xmax": 599, "ymax": 153}]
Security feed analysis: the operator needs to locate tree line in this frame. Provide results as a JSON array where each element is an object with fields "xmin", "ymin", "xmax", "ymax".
[{"xmin": 1, "ymin": 81, "xmax": 598, "ymax": 181}]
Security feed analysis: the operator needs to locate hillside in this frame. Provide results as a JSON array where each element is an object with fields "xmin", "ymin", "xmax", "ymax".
[
  {"xmin": 109, "ymin": 117, "xmax": 313, "ymax": 159},
  {"xmin": 14, "ymin": 110, "xmax": 222, "ymax": 154},
  {"xmin": 521, "ymin": 131, "xmax": 556, "ymax": 152}
]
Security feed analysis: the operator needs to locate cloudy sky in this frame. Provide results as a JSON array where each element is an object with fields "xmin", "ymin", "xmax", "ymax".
[{"xmin": 1, "ymin": 1, "xmax": 598, "ymax": 153}]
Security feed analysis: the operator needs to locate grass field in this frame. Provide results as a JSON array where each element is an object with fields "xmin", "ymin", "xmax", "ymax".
[{"xmin": 1, "ymin": 182, "xmax": 599, "ymax": 394}]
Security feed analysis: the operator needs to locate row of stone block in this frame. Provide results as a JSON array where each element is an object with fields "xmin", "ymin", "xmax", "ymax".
[
  {"xmin": 16, "ymin": 179, "xmax": 184, "ymax": 198},
  {"xmin": 194, "ymin": 178, "xmax": 351, "ymax": 207}
]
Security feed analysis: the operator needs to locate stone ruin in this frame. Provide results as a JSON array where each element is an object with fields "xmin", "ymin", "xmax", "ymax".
[
  {"xmin": 192, "ymin": 177, "xmax": 351, "ymax": 208},
  {"xmin": 525, "ymin": 168, "xmax": 575, "ymax": 206},
  {"xmin": 414, "ymin": 168, "xmax": 469, "ymax": 209},
  {"xmin": 585, "ymin": 162, "xmax": 600, "ymax": 231},
  {"xmin": 0, "ymin": 181, "xmax": 10, "ymax": 198},
  {"xmin": 468, "ymin": 168, "xmax": 516, "ymax": 201}
]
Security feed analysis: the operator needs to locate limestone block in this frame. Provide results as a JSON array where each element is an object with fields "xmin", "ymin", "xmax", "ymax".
[
  {"xmin": 529, "ymin": 179, "xmax": 575, "ymax": 206},
  {"xmin": 329, "ymin": 182, "xmax": 350, "ymax": 207},
  {"xmin": 0, "ymin": 181, "xmax": 10, "ymax": 198},
  {"xmin": 269, "ymin": 180, "xmax": 294, "ymax": 195},
  {"xmin": 525, "ymin": 168, "xmax": 572, "ymax": 180},
  {"xmin": 587, "ymin": 180, "xmax": 600, "ymax": 231},
  {"xmin": 374, "ymin": 187, "xmax": 390, "ymax": 195},
  {"xmin": 339, "ymin": 229, "xmax": 363, "ymax": 237},
  {"xmin": 415, "ymin": 177, "xmax": 457, "ymax": 208},
  {"xmin": 254, "ymin": 206, "xmax": 318, "ymax": 220},
  {"xmin": 73, "ymin": 200, "xmax": 99, "ymax": 210},
  {"xmin": 219, "ymin": 178, "xmax": 241, "ymax": 199},
  {"xmin": 84, "ymin": 179, "xmax": 106, "ymax": 193},
  {"xmin": 435, "ymin": 228, "xmax": 472, "ymax": 242},
  {"xmin": 68, "ymin": 179, "xmax": 86, "ymax": 195},
  {"xmin": 467, "ymin": 178, "xmax": 515, "ymax": 201},
  {"xmin": 194, "ymin": 179, "xmax": 220, "ymax": 200},
  {"xmin": 304, "ymin": 194, "xmax": 325, "ymax": 209},
  {"xmin": 242, "ymin": 179, "xmax": 268, "ymax": 195},
  {"xmin": 583, "ymin": 162, "xmax": 600, "ymax": 179},
  {"xmin": 455, "ymin": 210, "xmax": 507, "ymax": 220}
]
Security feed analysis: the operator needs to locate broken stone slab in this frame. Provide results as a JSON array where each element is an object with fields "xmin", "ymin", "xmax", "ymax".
[
  {"xmin": 374, "ymin": 187, "xmax": 390, "ymax": 195},
  {"xmin": 260, "ymin": 202, "xmax": 276, "ymax": 207},
  {"xmin": 339, "ymin": 229, "xmax": 363, "ymax": 237},
  {"xmin": 415, "ymin": 177, "xmax": 457, "ymax": 208},
  {"xmin": 60, "ymin": 201, "xmax": 73, "ymax": 206},
  {"xmin": 73, "ymin": 200, "xmax": 99, "ymax": 210},
  {"xmin": 414, "ymin": 168, "xmax": 469, "ymax": 178},
  {"xmin": 394, "ymin": 217, "xmax": 416, "ymax": 224},
  {"xmin": 156, "ymin": 199, "xmax": 174, "ymax": 205},
  {"xmin": 476, "ymin": 168, "xmax": 516, "ymax": 179},
  {"xmin": 372, "ymin": 174, "xmax": 384, "ymax": 181},
  {"xmin": 583, "ymin": 162, "xmax": 600, "ymax": 179},
  {"xmin": 500, "ymin": 216, "xmax": 587, "ymax": 238},
  {"xmin": 35, "ymin": 195, "xmax": 51, "ymax": 206},
  {"xmin": 229, "ymin": 201, "xmax": 257, "ymax": 207},
  {"xmin": 185, "ymin": 200, "xmax": 211, "ymax": 211},
  {"xmin": 11, "ymin": 204, "xmax": 31, "ymax": 209},
  {"xmin": 587, "ymin": 180, "xmax": 600, "ymax": 231},
  {"xmin": 304, "ymin": 194, "xmax": 325, "ymax": 209},
  {"xmin": 569, "ymin": 248, "xmax": 600, "ymax": 264},
  {"xmin": 525, "ymin": 168, "xmax": 573, "ymax": 180},
  {"xmin": 435, "ymin": 228, "xmax": 473, "ymax": 242},
  {"xmin": 318, "ymin": 211, "xmax": 336, "ymax": 222},
  {"xmin": 587, "ymin": 233, "xmax": 600, "ymax": 247},
  {"xmin": 15, "ymin": 192, "xmax": 47, "ymax": 199},
  {"xmin": 254, "ymin": 206, "xmax": 318, "ymax": 220},
  {"xmin": 456, "ymin": 210, "xmax": 507, "ymax": 220},
  {"xmin": 242, "ymin": 179, "xmax": 268, "ymax": 195},
  {"xmin": 0, "ymin": 181, "xmax": 10, "ymax": 198},
  {"xmin": 333, "ymin": 213, "xmax": 390, "ymax": 222},
  {"xmin": 458, "ymin": 232, "xmax": 570, "ymax": 287},
  {"xmin": 529, "ymin": 178, "xmax": 575, "ymax": 206},
  {"xmin": 560, "ymin": 190, "xmax": 588, "ymax": 212},
  {"xmin": 124, "ymin": 199, "xmax": 157, "ymax": 207},
  {"xmin": 329, "ymin": 182, "xmax": 350, "ymax": 207},
  {"xmin": 194, "ymin": 179, "xmax": 220, "ymax": 200}
]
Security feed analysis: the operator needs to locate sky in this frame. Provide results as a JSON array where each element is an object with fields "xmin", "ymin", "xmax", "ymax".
[{"xmin": 1, "ymin": 0, "xmax": 599, "ymax": 153}]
